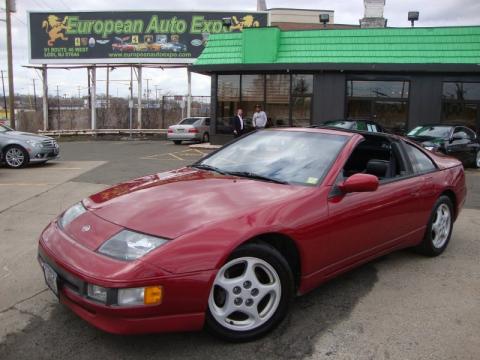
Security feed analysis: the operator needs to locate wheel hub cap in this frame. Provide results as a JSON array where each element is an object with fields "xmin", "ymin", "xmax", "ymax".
[
  {"xmin": 208, "ymin": 256, "xmax": 281, "ymax": 332},
  {"xmin": 5, "ymin": 148, "xmax": 25, "ymax": 167},
  {"xmin": 431, "ymin": 203, "xmax": 451, "ymax": 249}
]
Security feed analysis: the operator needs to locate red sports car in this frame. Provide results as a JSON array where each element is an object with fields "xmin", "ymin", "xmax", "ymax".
[{"xmin": 37, "ymin": 128, "xmax": 466, "ymax": 341}]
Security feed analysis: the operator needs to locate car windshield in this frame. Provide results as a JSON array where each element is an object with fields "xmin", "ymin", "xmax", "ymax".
[
  {"xmin": 408, "ymin": 126, "xmax": 452, "ymax": 139},
  {"xmin": 180, "ymin": 118, "xmax": 201, "ymax": 125},
  {"xmin": 0, "ymin": 124, "xmax": 13, "ymax": 132},
  {"xmin": 324, "ymin": 120, "xmax": 355, "ymax": 129},
  {"xmin": 197, "ymin": 130, "xmax": 348, "ymax": 186}
]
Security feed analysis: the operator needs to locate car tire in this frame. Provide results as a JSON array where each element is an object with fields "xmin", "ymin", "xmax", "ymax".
[
  {"xmin": 3, "ymin": 145, "xmax": 29, "ymax": 168},
  {"xmin": 415, "ymin": 195, "xmax": 454, "ymax": 257},
  {"xmin": 202, "ymin": 132, "xmax": 210, "ymax": 143},
  {"xmin": 474, "ymin": 150, "xmax": 480, "ymax": 169},
  {"xmin": 205, "ymin": 242, "xmax": 294, "ymax": 342},
  {"xmin": 173, "ymin": 140, "xmax": 182, "ymax": 145}
]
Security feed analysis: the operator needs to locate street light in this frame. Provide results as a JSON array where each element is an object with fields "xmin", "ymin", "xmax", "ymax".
[
  {"xmin": 408, "ymin": 11, "xmax": 419, "ymax": 27},
  {"xmin": 319, "ymin": 14, "xmax": 330, "ymax": 28}
]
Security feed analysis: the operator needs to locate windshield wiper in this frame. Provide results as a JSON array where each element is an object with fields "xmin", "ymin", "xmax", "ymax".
[
  {"xmin": 226, "ymin": 171, "xmax": 289, "ymax": 185},
  {"xmin": 190, "ymin": 163, "xmax": 228, "ymax": 175}
]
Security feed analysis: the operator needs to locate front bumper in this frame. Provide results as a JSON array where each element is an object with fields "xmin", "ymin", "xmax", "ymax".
[
  {"xmin": 28, "ymin": 146, "xmax": 60, "ymax": 162},
  {"xmin": 38, "ymin": 222, "xmax": 215, "ymax": 335}
]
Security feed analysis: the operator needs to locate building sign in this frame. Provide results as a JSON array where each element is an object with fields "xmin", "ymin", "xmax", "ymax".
[{"xmin": 28, "ymin": 11, "xmax": 268, "ymax": 64}]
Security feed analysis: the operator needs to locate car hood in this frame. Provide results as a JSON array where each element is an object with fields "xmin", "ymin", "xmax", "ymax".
[
  {"xmin": 3, "ymin": 131, "xmax": 52, "ymax": 141},
  {"xmin": 83, "ymin": 167, "xmax": 308, "ymax": 239}
]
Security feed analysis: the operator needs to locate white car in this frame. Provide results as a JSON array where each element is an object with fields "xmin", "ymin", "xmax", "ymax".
[{"xmin": 167, "ymin": 117, "xmax": 210, "ymax": 145}]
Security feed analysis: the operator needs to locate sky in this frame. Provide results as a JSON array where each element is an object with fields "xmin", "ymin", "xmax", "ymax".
[{"xmin": 1, "ymin": 0, "xmax": 480, "ymax": 99}]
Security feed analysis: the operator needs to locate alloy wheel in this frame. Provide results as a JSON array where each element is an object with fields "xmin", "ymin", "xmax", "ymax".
[
  {"xmin": 476, "ymin": 151, "xmax": 480, "ymax": 168},
  {"xmin": 208, "ymin": 257, "xmax": 281, "ymax": 332},
  {"xmin": 5, "ymin": 148, "xmax": 25, "ymax": 168},
  {"xmin": 431, "ymin": 203, "xmax": 451, "ymax": 249}
]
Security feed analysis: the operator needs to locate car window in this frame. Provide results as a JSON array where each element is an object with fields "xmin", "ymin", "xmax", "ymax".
[
  {"xmin": 404, "ymin": 143, "xmax": 436, "ymax": 173},
  {"xmin": 324, "ymin": 120, "xmax": 354, "ymax": 129},
  {"xmin": 0, "ymin": 124, "xmax": 12, "ymax": 132},
  {"xmin": 205, "ymin": 119, "xmax": 211, "ymax": 126},
  {"xmin": 200, "ymin": 130, "xmax": 348, "ymax": 186},
  {"xmin": 355, "ymin": 122, "xmax": 368, "ymax": 131},
  {"xmin": 453, "ymin": 127, "xmax": 470, "ymax": 140},
  {"xmin": 179, "ymin": 118, "xmax": 199, "ymax": 125},
  {"xmin": 455, "ymin": 127, "xmax": 475, "ymax": 140},
  {"xmin": 340, "ymin": 137, "xmax": 406, "ymax": 182},
  {"xmin": 367, "ymin": 123, "xmax": 378, "ymax": 132},
  {"xmin": 408, "ymin": 126, "xmax": 452, "ymax": 139}
]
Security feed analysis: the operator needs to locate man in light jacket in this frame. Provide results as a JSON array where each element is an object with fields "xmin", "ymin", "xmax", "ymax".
[{"xmin": 252, "ymin": 104, "xmax": 268, "ymax": 129}]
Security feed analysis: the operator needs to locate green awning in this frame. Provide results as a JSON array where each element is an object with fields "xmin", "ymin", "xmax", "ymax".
[{"xmin": 193, "ymin": 26, "xmax": 480, "ymax": 70}]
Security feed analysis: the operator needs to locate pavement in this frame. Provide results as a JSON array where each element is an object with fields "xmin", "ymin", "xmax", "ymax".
[{"xmin": 0, "ymin": 140, "xmax": 479, "ymax": 360}]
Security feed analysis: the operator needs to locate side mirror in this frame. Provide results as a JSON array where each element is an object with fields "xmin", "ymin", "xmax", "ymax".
[{"xmin": 338, "ymin": 173, "xmax": 379, "ymax": 194}]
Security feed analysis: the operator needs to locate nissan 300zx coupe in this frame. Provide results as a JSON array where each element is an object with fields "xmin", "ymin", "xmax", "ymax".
[{"xmin": 37, "ymin": 128, "xmax": 466, "ymax": 342}]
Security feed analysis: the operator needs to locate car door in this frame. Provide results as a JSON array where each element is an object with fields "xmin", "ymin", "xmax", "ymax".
[
  {"xmin": 446, "ymin": 127, "xmax": 473, "ymax": 164},
  {"xmin": 325, "ymin": 139, "xmax": 424, "ymax": 271}
]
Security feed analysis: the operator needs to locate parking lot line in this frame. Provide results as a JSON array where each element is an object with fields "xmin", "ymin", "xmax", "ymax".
[{"xmin": 0, "ymin": 183, "xmax": 50, "ymax": 186}]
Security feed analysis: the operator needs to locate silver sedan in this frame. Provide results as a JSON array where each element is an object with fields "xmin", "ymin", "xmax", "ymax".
[
  {"xmin": 0, "ymin": 124, "xmax": 59, "ymax": 168},
  {"xmin": 167, "ymin": 117, "xmax": 210, "ymax": 145}
]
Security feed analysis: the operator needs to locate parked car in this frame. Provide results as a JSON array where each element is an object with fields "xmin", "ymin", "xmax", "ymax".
[
  {"xmin": 167, "ymin": 117, "xmax": 210, "ymax": 145},
  {"xmin": 321, "ymin": 119, "xmax": 385, "ymax": 133},
  {"xmin": 407, "ymin": 124, "xmax": 480, "ymax": 168},
  {"xmin": 38, "ymin": 127, "xmax": 465, "ymax": 341},
  {"xmin": 0, "ymin": 124, "xmax": 59, "ymax": 168}
]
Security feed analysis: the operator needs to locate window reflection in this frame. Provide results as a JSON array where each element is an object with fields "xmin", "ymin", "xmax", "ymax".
[{"xmin": 346, "ymin": 80, "xmax": 410, "ymax": 134}]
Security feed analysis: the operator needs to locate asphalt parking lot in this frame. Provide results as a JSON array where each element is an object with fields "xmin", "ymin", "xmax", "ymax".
[{"xmin": 1, "ymin": 140, "xmax": 479, "ymax": 360}]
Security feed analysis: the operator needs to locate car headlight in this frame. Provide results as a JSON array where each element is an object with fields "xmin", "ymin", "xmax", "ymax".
[
  {"xmin": 97, "ymin": 230, "xmax": 168, "ymax": 261},
  {"xmin": 26, "ymin": 140, "xmax": 43, "ymax": 148},
  {"xmin": 118, "ymin": 286, "xmax": 163, "ymax": 306},
  {"xmin": 424, "ymin": 146, "xmax": 435, "ymax": 151},
  {"xmin": 59, "ymin": 202, "xmax": 87, "ymax": 228},
  {"xmin": 87, "ymin": 284, "xmax": 108, "ymax": 303}
]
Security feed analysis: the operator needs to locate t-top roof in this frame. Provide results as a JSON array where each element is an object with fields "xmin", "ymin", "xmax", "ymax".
[{"xmin": 193, "ymin": 26, "xmax": 480, "ymax": 72}]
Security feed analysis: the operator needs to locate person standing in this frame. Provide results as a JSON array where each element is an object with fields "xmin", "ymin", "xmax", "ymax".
[
  {"xmin": 233, "ymin": 108, "xmax": 245, "ymax": 138},
  {"xmin": 252, "ymin": 104, "xmax": 268, "ymax": 129}
]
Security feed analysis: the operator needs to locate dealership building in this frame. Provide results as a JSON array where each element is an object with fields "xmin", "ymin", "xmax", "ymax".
[{"xmin": 192, "ymin": 25, "xmax": 480, "ymax": 144}]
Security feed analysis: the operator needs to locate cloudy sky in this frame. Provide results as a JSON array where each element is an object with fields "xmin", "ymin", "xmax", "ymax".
[{"xmin": 1, "ymin": 0, "xmax": 480, "ymax": 99}]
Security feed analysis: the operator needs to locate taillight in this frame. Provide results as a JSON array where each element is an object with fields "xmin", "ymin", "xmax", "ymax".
[
  {"xmin": 168, "ymin": 128, "xmax": 173, "ymax": 133},
  {"xmin": 188, "ymin": 128, "xmax": 198, "ymax": 133}
]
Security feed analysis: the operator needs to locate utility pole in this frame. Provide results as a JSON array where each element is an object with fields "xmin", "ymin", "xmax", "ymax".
[
  {"xmin": 32, "ymin": 79, "xmax": 37, "ymax": 111},
  {"xmin": 56, "ymin": 85, "xmax": 60, "ymax": 128},
  {"xmin": 1, "ymin": 70, "xmax": 7, "ymax": 118},
  {"xmin": 5, "ymin": 0, "xmax": 16, "ymax": 128}
]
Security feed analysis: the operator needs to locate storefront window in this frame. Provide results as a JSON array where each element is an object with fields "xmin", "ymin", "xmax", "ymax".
[
  {"xmin": 442, "ymin": 82, "xmax": 480, "ymax": 133},
  {"xmin": 292, "ymin": 75, "xmax": 313, "ymax": 96},
  {"xmin": 266, "ymin": 74, "xmax": 290, "ymax": 127},
  {"xmin": 347, "ymin": 80, "xmax": 409, "ymax": 98},
  {"xmin": 346, "ymin": 80, "xmax": 410, "ymax": 134},
  {"xmin": 216, "ymin": 75, "xmax": 240, "ymax": 134},
  {"xmin": 443, "ymin": 82, "xmax": 480, "ymax": 101},
  {"xmin": 292, "ymin": 97, "xmax": 311, "ymax": 127},
  {"xmin": 241, "ymin": 74, "xmax": 265, "ymax": 122},
  {"xmin": 216, "ymin": 73, "xmax": 314, "ymax": 133}
]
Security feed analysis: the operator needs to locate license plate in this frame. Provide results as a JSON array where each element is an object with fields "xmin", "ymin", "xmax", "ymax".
[
  {"xmin": 177, "ymin": 128, "xmax": 185, "ymax": 132},
  {"xmin": 42, "ymin": 262, "xmax": 58, "ymax": 296}
]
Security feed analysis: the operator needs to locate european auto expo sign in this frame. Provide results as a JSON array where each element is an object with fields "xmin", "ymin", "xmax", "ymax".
[{"xmin": 28, "ymin": 11, "xmax": 268, "ymax": 64}]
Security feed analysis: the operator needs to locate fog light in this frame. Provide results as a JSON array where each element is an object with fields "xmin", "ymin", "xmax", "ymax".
[
  {"xmin": 117, "ymin": 286, "xmax": 162, "ymax": 306},
  {"xmin": 87, "ymin": 284, "xmax": 108, "ymax": 303}
]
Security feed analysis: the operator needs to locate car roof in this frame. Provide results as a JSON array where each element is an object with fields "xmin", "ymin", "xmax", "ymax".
[{"xmin": 269, "ymin": 127, "xmax": 398, "ymax": 141}]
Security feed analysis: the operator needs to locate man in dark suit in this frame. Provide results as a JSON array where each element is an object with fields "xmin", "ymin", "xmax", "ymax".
[{"xmin": 232, "ymin": 108, "xmax": 244, "ymax": 138}]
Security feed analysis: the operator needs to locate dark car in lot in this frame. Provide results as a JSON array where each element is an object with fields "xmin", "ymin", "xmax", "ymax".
[
  {"xmin": 322, "ymin": 119, "xmax": 385, "ymax": 133},
  {"xmin": 407, "ymin": 125, "xmax": 480, "ymax": 168}
]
